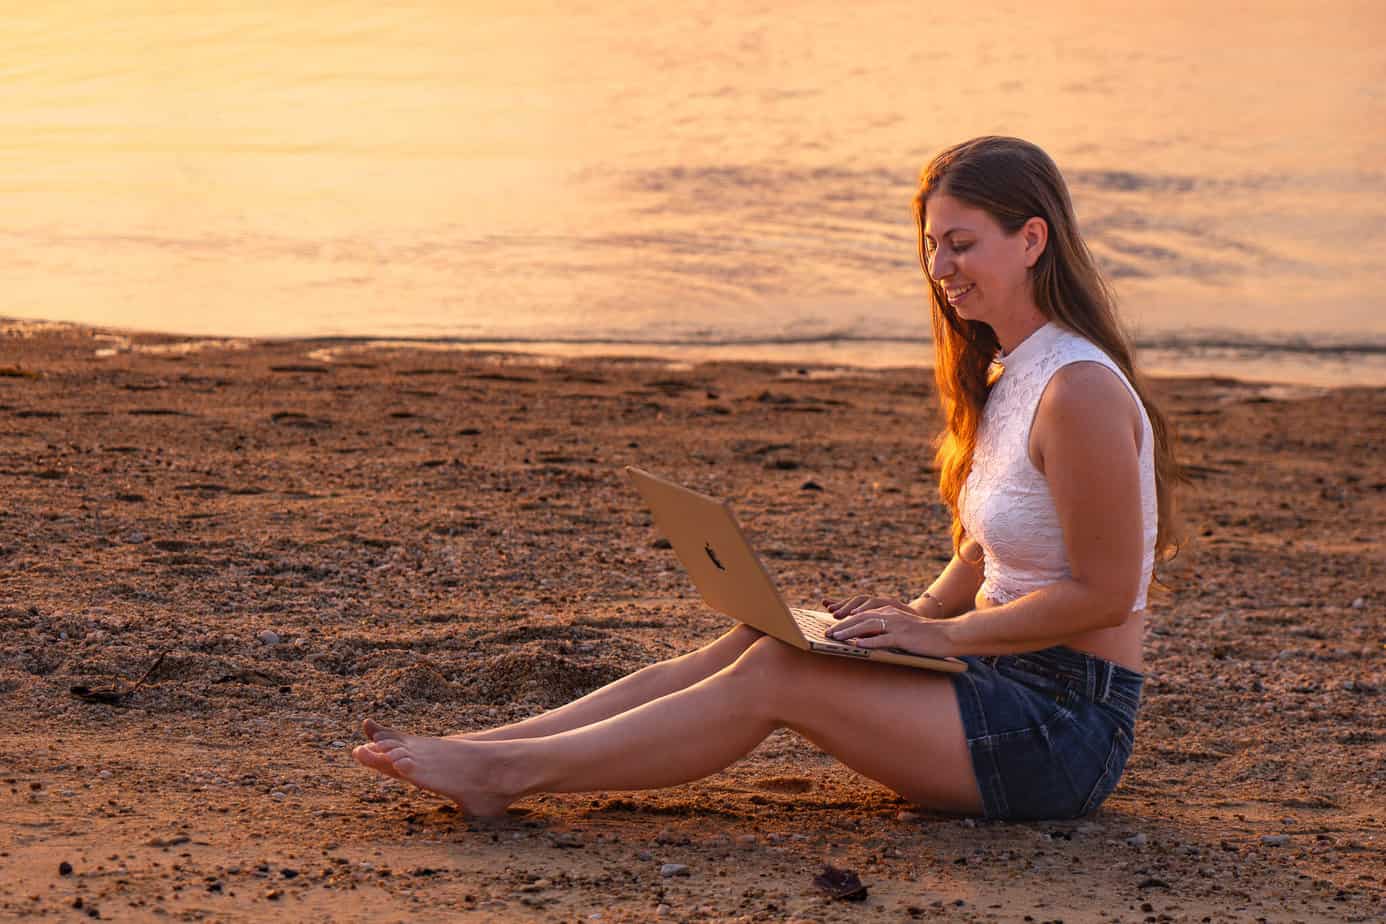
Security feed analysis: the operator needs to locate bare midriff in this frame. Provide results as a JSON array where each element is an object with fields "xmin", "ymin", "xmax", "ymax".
[{"xmin": 974, "ymin": 592, "xmax": 1145, "ymax": 674}]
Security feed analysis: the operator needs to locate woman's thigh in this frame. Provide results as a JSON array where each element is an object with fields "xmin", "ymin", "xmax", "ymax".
[{"xmin": 728, "ymin": 637, "xmax": 982, "ymax": 815}]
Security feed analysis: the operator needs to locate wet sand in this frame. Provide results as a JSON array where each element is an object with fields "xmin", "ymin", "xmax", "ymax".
[{"xmin": 1, "ymin": 320, "xmax": 1382, "ymax": 922}]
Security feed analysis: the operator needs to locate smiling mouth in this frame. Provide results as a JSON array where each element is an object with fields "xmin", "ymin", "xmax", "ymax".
[{"xmin": 946, "ymin": 284, "xmax": 975, "ymax": 301}]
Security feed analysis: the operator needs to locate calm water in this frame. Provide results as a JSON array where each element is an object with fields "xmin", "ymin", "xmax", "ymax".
[{"xmin": 3, "ymin": 1, "xmax": 1384, "ymax": 384}]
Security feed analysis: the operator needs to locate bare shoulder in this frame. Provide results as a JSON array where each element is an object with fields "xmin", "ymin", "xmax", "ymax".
[
  {"xmin": 1032, "ymin": 361, "xmax": 1142, "ymax": 465},
  {"xmin": 1042, "ymin": 360, "xmax": 1136, "ymax": 418}
]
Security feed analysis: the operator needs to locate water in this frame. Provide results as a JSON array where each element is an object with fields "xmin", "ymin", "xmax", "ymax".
[{"xmin": 3, "ymin": 1, "xmax": 1384, "ymax": 385}]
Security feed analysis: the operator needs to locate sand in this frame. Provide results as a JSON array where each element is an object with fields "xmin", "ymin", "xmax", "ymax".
[{"xmin": 1, "ymin": 320, "xmax": 1381, "ymax": 923}]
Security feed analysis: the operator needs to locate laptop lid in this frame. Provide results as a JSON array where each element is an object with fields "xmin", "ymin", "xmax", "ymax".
[{"xmin": 625, "ymin": 466, "xmax": 805, "ymax": 643}]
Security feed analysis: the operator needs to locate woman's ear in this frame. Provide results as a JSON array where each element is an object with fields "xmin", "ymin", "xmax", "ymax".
[{"xmin": 1023, "ymin": 216, "xmax": 1049, "ymax": 268}]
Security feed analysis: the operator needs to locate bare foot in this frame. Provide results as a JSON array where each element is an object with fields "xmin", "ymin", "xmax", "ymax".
[{"xmin": 352, "ymin": 718, "xmax": 517, "ymax": 818}]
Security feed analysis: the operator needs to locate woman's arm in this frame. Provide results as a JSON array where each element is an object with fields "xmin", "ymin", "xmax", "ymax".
[
  {"xmin": 836, "ymin": 362, "xmax": 1146, "ymax": 656},
  {"xmin": 826, "ymin": 539, "xmax": 982, "ymax": 623},
  {"xmin": 908, "ymin": 548, "xmax": 983, "ymax": 619},
  {"xmin": 939, "ymin": 362, "xmax": 1145, "ymax": 653}
]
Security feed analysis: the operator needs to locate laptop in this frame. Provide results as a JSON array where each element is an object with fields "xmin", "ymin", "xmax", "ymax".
[{"xmin": 625, "ymin": 466, "xmax": 966, "ymax": 674}]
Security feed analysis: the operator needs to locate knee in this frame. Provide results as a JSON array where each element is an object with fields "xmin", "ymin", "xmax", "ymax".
[
  {"xmin": 728, "ymin": 623, "xmax": 765, "ymax": 648},
  {"xmin": 726, "ymin": 635, "xmax": 802, "ymax": 684}
]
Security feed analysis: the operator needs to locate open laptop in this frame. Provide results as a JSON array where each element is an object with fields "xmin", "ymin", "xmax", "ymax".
[{"xmin": 626, "ymin": 466, "xmax": 966, "ymax": 674}]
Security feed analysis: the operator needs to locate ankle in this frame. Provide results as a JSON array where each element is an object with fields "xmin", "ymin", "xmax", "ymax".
[{"xmin": 480, "ymin": 739, "xmax": 536, "ymax": 798}]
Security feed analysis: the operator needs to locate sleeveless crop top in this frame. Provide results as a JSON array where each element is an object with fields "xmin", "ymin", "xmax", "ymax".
[{"xmin": 958, "ymin": 321, "xmax": 1157, "ymax": 610}]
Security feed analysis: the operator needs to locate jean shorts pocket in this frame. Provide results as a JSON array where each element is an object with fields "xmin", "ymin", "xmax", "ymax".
[{"xmin": 1078, "ymin": 725, "xmax": 1134, "ymax": 817}]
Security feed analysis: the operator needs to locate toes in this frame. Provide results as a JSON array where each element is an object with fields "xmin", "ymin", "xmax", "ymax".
[
  {"xmin": 362, "ymin": 718, "xmax": 405, "ymax": 745},
  {"xmin": 352, "ymin": 745, "xmax": 392, "ymax": 773}
]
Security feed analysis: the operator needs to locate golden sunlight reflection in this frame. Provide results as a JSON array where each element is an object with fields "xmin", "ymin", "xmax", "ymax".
[{"xmin": 2, "ymin": 1, "xmax": 1383, "ymax": 383}]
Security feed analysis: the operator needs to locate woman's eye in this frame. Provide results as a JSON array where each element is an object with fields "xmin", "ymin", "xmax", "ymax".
[{"xmin": 954, "ymin": 243, "xmax": 971, "ymax": 253}]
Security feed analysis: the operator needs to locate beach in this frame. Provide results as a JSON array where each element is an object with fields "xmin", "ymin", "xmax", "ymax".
[{"xmin": 1, "ymin": 320, "xmax": 1382, "ymax": 922}]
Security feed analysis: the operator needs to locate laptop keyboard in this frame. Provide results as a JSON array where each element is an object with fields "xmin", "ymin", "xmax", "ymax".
[{"xmin": 790, "ymin": 607, "xmax": 840, "ymax": 642}]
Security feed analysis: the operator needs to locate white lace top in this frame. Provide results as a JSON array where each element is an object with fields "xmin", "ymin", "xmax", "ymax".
[{"xmin": 958, "ymin": 321, "xmax": 1157, "ymax": 610}]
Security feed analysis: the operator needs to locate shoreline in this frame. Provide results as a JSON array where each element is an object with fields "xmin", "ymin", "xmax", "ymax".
[
  {"xmin": 2, "ymin": 319, "xmax": 1382, "ymax": 921},
  {"xmin": 5, "ymin": 315, "xmax": 1386, "ymax": 390}
]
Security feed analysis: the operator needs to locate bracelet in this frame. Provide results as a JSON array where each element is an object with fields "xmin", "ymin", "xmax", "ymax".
[{"xmin": 917, "ymin": 592, "xmax": 946, "ymax": 619}]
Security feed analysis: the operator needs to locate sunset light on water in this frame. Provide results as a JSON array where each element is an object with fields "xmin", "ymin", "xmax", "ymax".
[{"xmin": 3, "ymin": 1, "xmax": 1384, "ymax": 383}]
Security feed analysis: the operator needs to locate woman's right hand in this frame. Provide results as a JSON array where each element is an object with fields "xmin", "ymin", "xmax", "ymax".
[{"xmin": 822, "ymin": 594, "xmax": 917, "ymax": 621}]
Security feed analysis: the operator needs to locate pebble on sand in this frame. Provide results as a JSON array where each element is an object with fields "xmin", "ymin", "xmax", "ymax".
[
  {"xmin": 1261, "ymin": 834, "xmax": 1290, "ymax": 847},
  {"xmin": 660, "ymin": 863, "xmax": 691, "ymax": 878},
  {"xmin": 256, "ymin": 630, "xmax": 281, "ymax": 646}
]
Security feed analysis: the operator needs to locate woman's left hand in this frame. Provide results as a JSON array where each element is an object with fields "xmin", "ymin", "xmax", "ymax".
[{"xmin": 826, "ymin": 604, "xmax": 959, "ymax": 657}]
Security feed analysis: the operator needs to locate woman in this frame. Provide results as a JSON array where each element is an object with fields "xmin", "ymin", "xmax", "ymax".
[{"xmin": 352, "ymin": 136, "xmax": 1181, "ymax": 821}]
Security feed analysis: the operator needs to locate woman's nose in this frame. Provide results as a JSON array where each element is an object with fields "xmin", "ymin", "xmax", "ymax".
[{"xmin": 930, "ymin": 252, "xmax": 953, "ymax": 280}]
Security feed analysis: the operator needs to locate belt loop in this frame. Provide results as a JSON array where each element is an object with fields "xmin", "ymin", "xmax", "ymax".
[{"xmin": 1095, "ymin": 659, "xmax": 1113, "ymax": 703}]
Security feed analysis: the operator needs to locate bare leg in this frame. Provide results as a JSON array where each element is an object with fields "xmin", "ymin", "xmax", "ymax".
[
  {"xmin": 354, "ymin": 636, "xmax": 983, "ymax": 817},
  {"xmin": 448, "ymin": 624, "xmax": 763, "ymax": 742}
]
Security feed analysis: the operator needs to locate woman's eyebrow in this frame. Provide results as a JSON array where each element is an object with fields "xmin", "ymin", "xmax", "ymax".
[{"xmin": 923, "ymin": 226, "xmax": 974, "ymax": 241}]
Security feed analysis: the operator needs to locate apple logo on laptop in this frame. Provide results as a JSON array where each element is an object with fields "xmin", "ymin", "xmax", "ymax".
[{"xmin": 704, "ymin": 542, "xmax": 726, "ymax": 571}]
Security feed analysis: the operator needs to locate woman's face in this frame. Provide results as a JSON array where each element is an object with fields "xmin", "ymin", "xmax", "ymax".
[{"xmin": 922, "ymin": 193, "xmax": 1036, "ymax": 328}]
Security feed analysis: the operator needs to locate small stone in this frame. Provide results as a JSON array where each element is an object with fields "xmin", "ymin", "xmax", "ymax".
[
  {"xmin": 256, "ymin": 630, "xmax": 281, "ymax": 646},
  {"xmin": 330, "ymin": 740, "xmax": 346, "ymax": 748},
  {"xmin": 548, "ymin": 831, "xmax": 583, "ymax": 848},
  {"xmin": 656, "ymin": 904, "xmax": 672, "ymax": 917},
  {"xmin": 58, "ymin": 861, "xmax": 73, "ymax": 876},
  {"xmin": 265, "ymin": 889, "xmax": 282, "ymax": 900},
  {"xmin": 735, "ymin": 834, "xmax": 757, "ymax": 849},
  {"xmin": 659, "ymin": 863, "xmax": 690, "ymax": 878},
  {"xmin": 1350, "ymin": 597, "xmax": 1365, "ymax": 609},
  {"xmin": 97, "ymin": 770, "xmax": 112, "ymax": 779},
  {"xmin": 1125, "ymin": 833, "xmax": 1148, "ymax": 848},
  {"xmin": 1261, "ymin": 834, "xmax": 1290, "ymax": 847},
  {"xmin": 270, "ymin": 791, "xmax": 286, "ymax": 801},
  {"xmin": 636, "ymin": 849, "xmax": 653, "ymax": 861},
  {"xmin": 801, "ymin": 480, "xmax": 824, "ymax": 492},
  {"xmin": 654, "ymin": 826, "xmax": 687, "ymax": 846}
]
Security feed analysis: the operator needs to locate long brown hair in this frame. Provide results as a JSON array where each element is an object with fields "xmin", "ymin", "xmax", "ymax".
[{"xmin": 912, "ymin": 136, "xmax": 1184, "ymax": 566}]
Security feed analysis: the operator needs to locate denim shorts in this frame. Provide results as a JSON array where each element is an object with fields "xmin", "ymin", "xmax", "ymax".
[{"xmin": 949, "ymin": 646, "xmax": 1143, "ymax": 821}]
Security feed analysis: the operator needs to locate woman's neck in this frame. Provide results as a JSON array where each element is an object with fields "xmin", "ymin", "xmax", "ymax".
[{"xmin": 991, "ymin": 309, "xmax": 1048, "ymax": 355}]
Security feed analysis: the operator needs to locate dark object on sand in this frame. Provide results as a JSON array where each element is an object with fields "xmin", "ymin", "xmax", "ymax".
[
  {"xmin": 813, "ymin": 864, "xmax": 868, "ymax": 901},
  {"xmin": 69, "ymin": 649, "xmax": 169, "ymax": 706}
]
